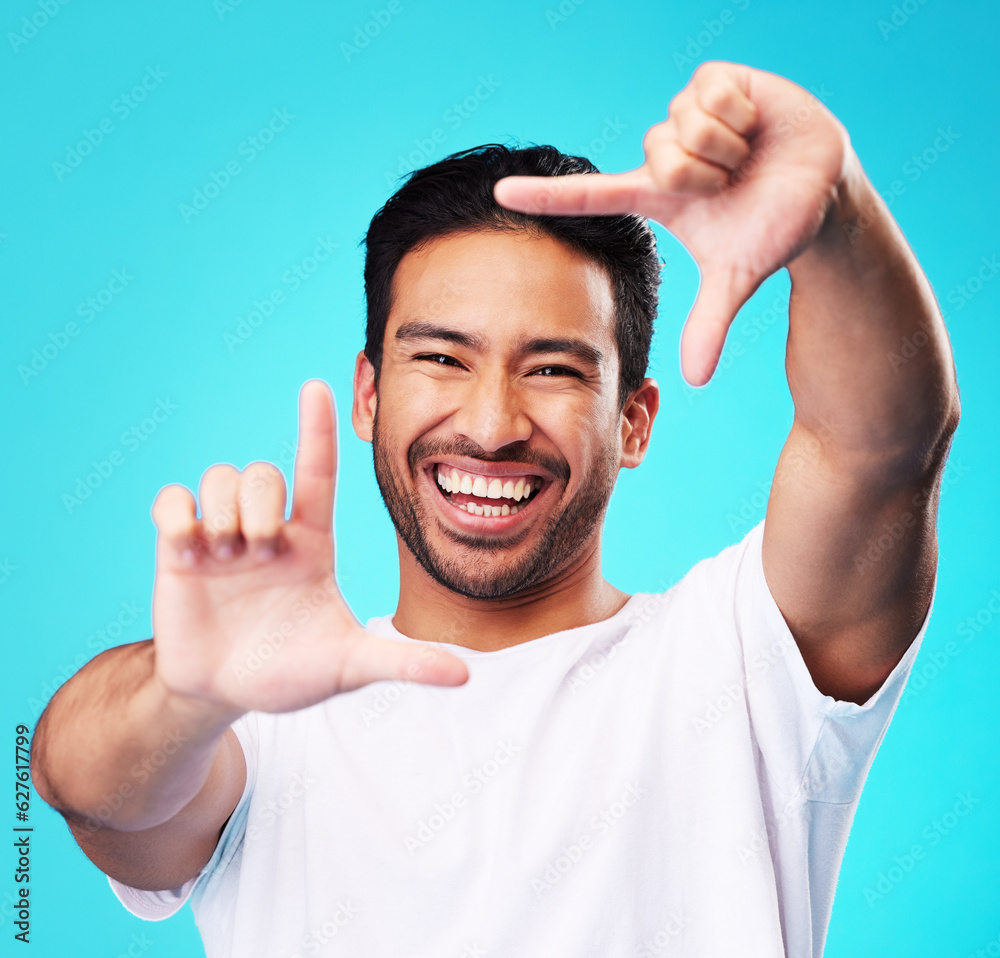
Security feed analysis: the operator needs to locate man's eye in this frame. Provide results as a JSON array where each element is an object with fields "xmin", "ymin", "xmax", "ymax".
[
  {"xmin": 417, "ymin": 353, "xmax": 461, "ymax": 367},
  {"xmin": 533, "ymin": 365, "xmax": 580, "ymax": 378}
]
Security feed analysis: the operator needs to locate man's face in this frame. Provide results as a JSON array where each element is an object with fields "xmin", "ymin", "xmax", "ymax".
[{"xmin": 356, "ymin": 228, "xmax": 638, "ymax": 600}]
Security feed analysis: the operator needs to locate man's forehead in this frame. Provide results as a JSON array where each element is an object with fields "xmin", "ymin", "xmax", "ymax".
[{"xmin": 386, "ymin": 229, "xmax": 617, "ymax": 350}]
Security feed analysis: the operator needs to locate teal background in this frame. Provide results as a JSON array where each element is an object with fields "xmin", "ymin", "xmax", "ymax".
[{"xmin": 1, "ymin": 0, "xmax": 997, "ymax": 954}]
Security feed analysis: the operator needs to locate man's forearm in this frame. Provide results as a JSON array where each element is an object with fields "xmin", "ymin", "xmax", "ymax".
[
  {"xmin": 32, "ymin": 641, "xmax": 244, "ymax": 832},
  {"xmin": 784, "ymin": 149, "xmax": 960, "ymax": 472}
]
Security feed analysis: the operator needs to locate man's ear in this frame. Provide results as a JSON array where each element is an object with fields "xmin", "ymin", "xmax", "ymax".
[
  {"xmin": 352, "ymin": 350, "xmax": 378, "ymax": 442},
  {"xmin": 620, "ymin": 378, "xmax": 659, "ymax": 469}
]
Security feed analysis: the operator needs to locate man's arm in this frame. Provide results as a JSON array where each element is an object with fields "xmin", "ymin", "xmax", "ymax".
[
  {"xmin": 493, "ymin": 61, "xmax": 959, "ymax": 704},
  {"xmin": 31, "ymin": 640, "xmax": 247, "ymax": 891},
  {"xmin": 766, "ymin": 157, "xmax": 958, "ymax": 703}
]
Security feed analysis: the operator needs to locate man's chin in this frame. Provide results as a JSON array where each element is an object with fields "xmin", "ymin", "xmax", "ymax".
[{"xmin": 415, "ymin": 538, "xmax": 546, "ymax": 601}]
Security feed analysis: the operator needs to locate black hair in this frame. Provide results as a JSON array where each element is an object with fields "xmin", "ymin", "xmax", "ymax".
[{"xmin": 362, "ymin": 143, "xmax": 660, "ymax": 409}]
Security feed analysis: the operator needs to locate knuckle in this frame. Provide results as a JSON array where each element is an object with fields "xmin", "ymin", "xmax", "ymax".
[
  {"xmin": 695, "ymin": 59, "xmax": 725, "ymax": 78},
  {"xmin": 152, "ymin": 485, "xmax": 194, "ymax": 534},
  {"xmin": 200, "ymin": 463, "xmax": 239, "ymax": 498},
  {"xmin": 701, "ymin": 84, "xmax": 735, "ymax": 117},
  {"xmin": 649, "ymin": 151, "xmax": 690, "ymax": 192},
  {"xmin": 686, "ymin": 118, "xmax": 719, "ymax": 155},
  {"xmin": 642, "ymin": 121, "xmax": 671, "ymax": 155},
  {"xmin": 243, "ymin": 460, "xmax": 283, "ymax": 485},
  {"xmin": 241, "ymin": 461, "xmax": 286, "ymax": 503}
]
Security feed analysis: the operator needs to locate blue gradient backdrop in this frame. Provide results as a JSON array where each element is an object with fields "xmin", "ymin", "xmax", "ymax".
[{"xmin": 1, "ymin": 0, "xmax": 997, "ymax": 954}]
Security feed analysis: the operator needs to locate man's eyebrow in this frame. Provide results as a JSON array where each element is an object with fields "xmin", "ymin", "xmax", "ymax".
[
  {"xmin": 394, "ymin": 321, "xmax": 486, "ymax": 351},
  {"xmin": 517, "ymin": 337, "xmax": 604, "ymax": 368}
]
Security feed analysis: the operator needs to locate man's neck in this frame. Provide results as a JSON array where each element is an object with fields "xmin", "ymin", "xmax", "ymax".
[{"xmin": 391, "ymin": 538, "xmax": 630, "ymax": 652}]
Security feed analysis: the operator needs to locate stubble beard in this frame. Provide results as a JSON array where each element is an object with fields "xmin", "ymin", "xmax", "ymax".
[{"xmin": 370, "ymin": 407, "xmax": 619, "ymax": 600}]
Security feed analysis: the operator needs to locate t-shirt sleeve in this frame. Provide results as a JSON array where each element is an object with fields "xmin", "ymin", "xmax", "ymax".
[
  {"xmin": 106, "ymin": 711, "xmax": 258, "ymax": 921},
  {"xmin": 730, "ymin": 520, "xmax": 931, "ymax": 806}
]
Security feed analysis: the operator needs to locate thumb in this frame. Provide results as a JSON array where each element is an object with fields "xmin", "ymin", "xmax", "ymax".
[
  {"xmin": 680, "ymin": 264, "xmax": 760, "ymax": 387},
  {"xmin": 340, "ymin": 632, "xmax": 470, "ymax": 692}
]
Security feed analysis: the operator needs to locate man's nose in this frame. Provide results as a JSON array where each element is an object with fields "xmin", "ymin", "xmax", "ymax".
[{"xmin": 451, "ymin": 367, "xmax": 532, "ymax": 452}]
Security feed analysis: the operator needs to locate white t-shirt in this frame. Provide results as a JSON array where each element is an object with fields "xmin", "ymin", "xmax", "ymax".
[{"xmin": 109, "ymin": 521, "xmax": 929, "ymax": 957}]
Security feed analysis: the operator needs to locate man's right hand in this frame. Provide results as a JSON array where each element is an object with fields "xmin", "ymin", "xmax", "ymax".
[{"xmin": 150, "ymin": 379, "xmax": 468, "ymax": 717}]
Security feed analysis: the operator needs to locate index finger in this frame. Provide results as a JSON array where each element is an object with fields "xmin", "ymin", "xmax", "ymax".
[
  {"xmin": 290, "ymin": 379, "xmax": 338, "ymax": 533},
  {"xmin": 493, "ymin": 167, "xmax": 652, "ymax": 217}
]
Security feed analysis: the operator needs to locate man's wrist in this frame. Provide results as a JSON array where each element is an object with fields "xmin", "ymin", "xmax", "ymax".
[
  {"xmin": 147, "ymin": 667, "xmax": 246, "ymax": 739},
  {"xmin": 787, "ymin": 149, "xmax": 897, "ymax": 282}
]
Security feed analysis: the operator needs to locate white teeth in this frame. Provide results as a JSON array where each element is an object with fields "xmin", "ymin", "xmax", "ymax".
[
  {"xmin": 501, "ymin": 503, "xmax": 510, "ymax": 516},
  {"xmin": 474, "ymin": 504, "xmax": 485, "ymax": 516},
  {"xmin": 510, "ymin": 504, "xmax": 520, "ymax": 515},
  {"xmin": 466, "ymin": 503, "xmax": 476, "ymax": 514},
  {"xmin": 437, "ymin": 465, "xmax": 542, "ymax": 504},
  {"xmin": 493, "ymin": 505, "xmax": 503, "ymax": 517}
]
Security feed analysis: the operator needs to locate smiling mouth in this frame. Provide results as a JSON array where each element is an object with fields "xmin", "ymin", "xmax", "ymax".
[{"xmin": 431, "ymin": 463, "xmax": 544, "ymax": 517}]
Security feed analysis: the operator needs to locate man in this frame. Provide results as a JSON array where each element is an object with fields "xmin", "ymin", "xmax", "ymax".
[{"xmin": 32, "ymin": 62, "xmax": 958, "ymax": 957}]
